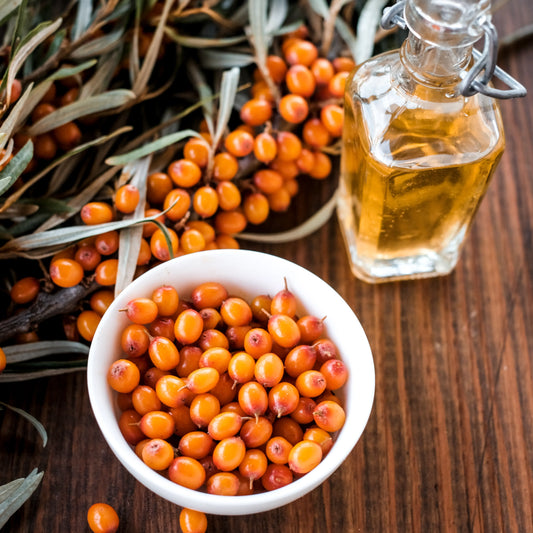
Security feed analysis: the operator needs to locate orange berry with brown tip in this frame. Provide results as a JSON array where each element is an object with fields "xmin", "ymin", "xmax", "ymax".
[
  {"xmin": 150, "ymin": 227, "xmax": 179, "ymax": 261},
  {"xmin": 114, "ymin": 184, "xmax": 140, "ymax": 214},
  {"xmin": 240, "ymin": 98, "xmax": 272, "ymax": 126},
  {"xmin": 107, "ymin": 359, "xmax": 140, "ymax": 393},
  {"xmin": 278, "ymin": 94, "xmax": 309, "ymax": 124},
  {"xmin": 284, "ymin": 39, "xmax": 318, "ymax": 67},
  {"xmin": 50, "ymin": 258, "xmax": 84, "ymax": 288},
  {"xmin": 81, "ymin": 202, "xmax": 114, "ymax": 225},
  {"xmin": 224, "ymin": 129, "xmax": 254, "ymax": 157}
]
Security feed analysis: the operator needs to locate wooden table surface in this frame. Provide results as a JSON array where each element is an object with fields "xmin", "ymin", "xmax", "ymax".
[{"xmin": 1, "ymin": 2, "xmax": 533, "ymax": 532}]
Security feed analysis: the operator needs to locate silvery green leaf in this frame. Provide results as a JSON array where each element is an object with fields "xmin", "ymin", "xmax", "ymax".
[
  {"xmin": 0, "ymin": 0, "xmax": 22, "ymax": 24},
  {"xmin": 266, "ymin": 0, "xmax": 288, "ymax": 34},
  {"xmin": 0, "ymin": 469, "xmax": 44, "ymax": 529},
  {"xmin": 353, "ymin": 0, "xmax": 389, "ymax": 62},
  {"xmin": 70, "ymin": 24, "xmax": 125, "ymax": 59},
  {"xmin": 213, "ymin": 68, "xmax": 240, "ymax": 150},
  {"xmin": 0, "ymin": 82, "xmax": 33, "ymax": 151},
  {"xmin": 0, "ymin": 140, "xmax": 32, "ymax": 196},
  {"xmin": 3, "ymin": 341, "xmax": 89, "ymax": 363},
  {"xmin": 106, "ymin": 129, "xmax": 200, "ymax": 166},
  {"xmin": 164, "ymin": 27, "xmax": 247, "ymax": 48},
  {"xmin": 0, "ymin": 403, "xmax": 47, "ymax": 447},
  {"xmin": 115, "ymin": 156, "xmax": 151, "ymax": 296},
  {"xmin": 27, "ymin": 90, "xmax": 136, "ymax": 136},
  {"xmin": 72, "ymin": 0, "xmax": 93, "ymax": 41},
  {"xmin": 187, "ymin": 62, "xmax": 215, "ymax": 136},
  {"xmin": 249, "ymin": 0, "xmax": 268, "ymax": 68},
  {"xmin": 272, "ymin": 19, "xmax": 306, "ymax": 36},
  {"xmin": 0, "ymin": 366, "xmax": 86, "ymax": 382},
  {"xmin": 199, "ymin": 49, "xmax": 255, "ymax": 69},
  {"xmin": 239, "ymin": 188, "xmax": 338, "ymax": 243}
]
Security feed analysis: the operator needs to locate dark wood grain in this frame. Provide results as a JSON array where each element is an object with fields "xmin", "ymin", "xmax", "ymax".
[{"xmin": 2, "ymin": 2, "xmax": 533, "ymax": 532}]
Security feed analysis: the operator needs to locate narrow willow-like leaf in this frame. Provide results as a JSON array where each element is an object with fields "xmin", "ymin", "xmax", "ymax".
[
  {"xmin": 271, "ymin": 19, "xmax": 306, "ymax": 37},
  {"xmin": 0, "ymin": 469, "xmax": 44, "ymax": 529},
  {"xmin": 3, "ymin": 340, "xmax": 89, "ymax": 363},
  {"xmin": 0, "ymin": 479, "xmax": 24, "ymax": 505},
  {"xmin": 0, "ymin": 140, "xmax": 32, "ymax": 196},
  {"xmin": 187, "ymin": 61, "xmax": 215, "ymax": 136},
  {"xmin": 164, "ymin": 27, "xmax": 247, "ymax": 48},
  {"xmin": 199, "ymin": 49, "xmax": 255, "ymax": 69},
  {"xmin": 0, "ymin": 127, "xmax": 131, "ymax": 213},
  {"xmin": 0, "ymin": 82, "xmax": 33, "ymax": 151},
  {"xmin": 238, "ymin": 188, "xmax": 339, "ymax": 243},
  {"xmin": 43, "ymin": 28, "xmax": 65, "ymax": 61},
  {"xmin": 106, "ymin": 129, "xmax": 200, "ymax": 166},
  {"xmin": 266, "ymin": 0, "xmax": 288, "ymax": 35},
  {"xmin": 27, "ymin": 90, "xmax": 136, "ymax": 136},
  {"xmin": 212, "ymin": 67, "xmax": 240, "ymax": 150},
  {"xmin": 72, "ymin": 0, "xmax": 93, "ymax": 41},
  {"xmin": 0, "ymin": 0, "xmax": 22, "ymax": 24},
  {"xmin": 5, "ymin": 18, "xmax": 62, "ymax": 105},
  {"xmin": 249, "ymin": 0, "xmax": 268, "ymax": 68},
  {"xmin": 353, "ymin": 0, "xmax": 389, "ymax": 62},
  {"xmin": 0, "ymin": 403, "xmax": 47, "ymax": 447},
  {"xmin": 70, "ymin": 23, "xmax": 125, "ymax": 59},
  {"xmin": 0, "ymin": 366, "xmax": 86, "ymax": 382},
  {"xmin": 0, "ymin": 203, "xmax": 38, "ymax": 219},
  {"xmin": 115, "ymin": 157, "xmax": 151, "ymax": 296}
]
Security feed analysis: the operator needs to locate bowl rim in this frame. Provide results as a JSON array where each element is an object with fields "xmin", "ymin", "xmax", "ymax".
[{"xmin": 87, "ymin": 249, "xmax": 375, "ymax": 515}]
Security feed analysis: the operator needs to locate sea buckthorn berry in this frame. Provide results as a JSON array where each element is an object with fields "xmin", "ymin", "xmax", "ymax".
[
  {"xmin": 243, "ymin": 192, "xmax": 269, "ymax": 225},
  {"xmin": 302, "ymin": 118, "xmax": 332, "ymax": 148},
  {"xmin": 196, "ymin": 346, "xmax": 230, "ymax": 374},
  {"xmin": 191, "ymin": 281, "xmax": 228, "ymax": 309},
  {"xmin": 308, "ymin": 151, "xmax": 332, "ymax": 179},
  {"xmin": 313, "ymin": 400, "xmax": 346, "ymax": 432},
  {"xmin": 266, "ymin": 436, "xmax": 292, "ymax": 464},
  {"xmin": 198, "ymin": 329, "xmax": 230, "ymax": 351},
  {"xmin": 272, "ymin": 416, "xmax": 304, "ymax": 445},
  {"xmin": 295, "ymin": 369, "xmax": 327, "ymax": 397},
  {"xmin": 216, "ymin": 180, "xmax": 241, "ymax": 211},
  {"xmin": 95, "ymin": 231, "xmax": 119, "ymax": 255},
  {"xmin": 174, "ymin": 308, "xmax": 204, "ymax": 344},
  {"xmin": 268, "ymin": 314, "xmax": 301, "ymax": 348},
  {"xmin": 320, "ymin": 359, "xmax": 348, "ymax": 390},
  {"xmin": 148, "ymin": 336, "xmax": 180, "ymax": 371},
  {"xmin": 163, "ymin": 188, "xmax": 191, "ymax": 221},
  {"xmin": 178, "ymin": 430, "xmax": 214, "ymax": 459},
  {"xmin": 107, "ymin": 359, "xmax": 141, "ymax": 393},
  {"xmin": 303, "ymin": 426, "xmax": 334, "ymax": 455},
  {"xmin": 284, "ymin": 39, "xmax": 318, "ymax": 66},
  {"xmin": 151, "ymin": 285, "xmax": 179, "ymax": 316},
  {"xmin": 213, "ymin": 436, "xmax": 246, "ymax": 471},
  {"xmin": 132, "ymin": 385, "xmax": 161, "ymax": 415},
  {"xmin": 168, "ymin": 456, "xmax": 206, "ymax": 490},
  {"xmin": 328, "ymin": 70, "xmax": 349, "ymax": 97},
  {"xmin": 75, "ymin": 245, "xmax": 101, "ymax": 271},
  {"xmin": 32, "ymin": 102, "xmax": 56, "ymax": 122},
  {"xmin": 186, "ymin": 221, "xmax": 216, "ymax": 244},
  {"xmin": 80, "ymin": 202, "xmax": 114, "ymax": 225},
  {"xmin": 179, "ymin": 508, "xmax": 208, "ymax": 533},
  {"xmin": 212, "ymin": 152, "xmax": 239, "ymax": 181},
  {"xmin": 254, "ymin": 353, "xmax": 284, "ymax": 387},
  {"xmin": 288, "ymin": 440, "xmax": 322, "ymax": 474},
  {"xmin": 0, "ymin": 347, "xmax": 6, "ymax": 373},
  {"xmin": 177, "ymin": 346, "xmax": 203, "ymax": 377},
  {"xmin": 168, "ymin": 159, "xmax": 202, "ymax": 188},
  {"xmin": 87, "ymin": 502, "xmax": 119, "ymax": 533},
  {"xmin": 333, "ymin": 56, "xmax": 356, "ymax": 73},
  {"xmin": 170, "ymin": 404, "xmax": 197, "ymax": 436},
  {"xmin": 193, "ymin": 186, "xmax": 218, "ymax": 218},
  {"xmin": 253, "ymin": 169, "xmax": 283, "ymax": 194},
  {"xmin": 285, "ymin": 64, "xmax": 316, "ymax": 97},
  {"xmin": 199, "ymin": 308, "xmax": 222, "ymax": 330},
  {"xmin": 268, "ymin": 187, "xmax": 291, "ymax": 212},
  {"xmin": 143, "ymin": 366, "xmax": 170, "ymax": 389},
  {"xmin": 276, "ymin": 131, "xmax": 302, "ymax": 162},
  {"xmin": 142, "ymin": 438, "xmax": 174, "ymax": 471},
  {"xmin": 243, "ymin": 328, "xmax": 272, "ymax": 358},
  {"xmin": 214, "ymin": 209, "xmax": 247, "ymax": 235},
  {"xmin": 95, "ymin": 258, "xmax": 119, "ymax": 286},
  {"xmin": 220, "ymin": 297, "xmax": 253, "ymax": 327},
  {"xmin": 210, "ymin": 372, "xmax": 237, "ymax": 405},
  {"xmin": 225, "ymin": 324, "xmax": 251, "ymax": 350},
  {"xmin": 208, "ymin": 411, "xmax": 243, "ymax": 440},
  {"xmin": 139, "ymin": 410, "xmax": 175, "ymax": 439},
  {"xmin": 269, "ymin": 158, "xmax": 299, "ymax": 180},
  {"xmin": 297, "ymin": 315, "xmax": 325, "ymax": 343},
  {"xmin": 76, "ymin": 310, "xmax": 101, "ymax": 341},
  {"xmin": 284, "ymin": 178, "xmax": 299, "ymax": 197},
  {"xmin": 206, "ymin": 472, "xmax": 240, "ymax": 496},
  {"xmin": 181, "ymin": 228, "xmax": 206, "ymax": 254},
  {"xmin": 150, "ymin": 227, "xmax": 179, "ymax": 261},
  {"xmin": 149, "ymin": 317, "xmax": 176, "ymax": 341},
  {"xmin": 253, "ymin": 131, "xmax": 277, "ymax": 163},
  {"xmin": 186, "ymin": 367, "xmax": 220, "ymax": 394},
  {"xmin": 265, "ymin": 54, "xmax": 288, "ymax": 83},
  {"xmin": 143, "ymin": 208, "xmax": 164, "ymax": 238},
  {"xmin": 123, "ymin": 297, "xmax": 159, "ymax": 324},
  {"xmin": 313, "ymin": 338, "xmax": 338, "ymax": 364},
  {"xmin": 320, "ymin": 103, "xmax": 344, "ymax": 137},
  {"xmin": 240, "ymin": 98, "xmax": 272, "ymax": 126},
  {"xmin": 278, "ymin": 94, "xmax": 309, "ymax": 124},
  {"xmin": 53, "ymin": 121, "xmax": 82, "ymax": 150},
  {"xmin": 121, "ymin": 324, "xmax": 150, "ymax": 357},
  {"xmin": 114, "ymin": 184, "xmax": 140, "ymax": 214},
  {"xmin": 271, "ymin": 286, "xmax": 297, "ymax": 317},
  {"xmin": 311, "ymin": 58, "xmax": 335, "ymax": 85},
  {"xmin": 215, "ymin": 233, "xmax": 239, "ymax": 249},
  {"xmin": 225, "ymin": 129, "xmax": 254, "ymax": 157},
  {"xmin": 228, "ymin": 351, "xmax": 255, "ymax": 384},
  {"xmin": 134, "ymin": 438, "xmax": 150, "ymax": 458},
  {"xmin": 10, "ymin": 277, "xmax": 40, "ymax": 304},
  {"xmin": 296, "ymin": 148, "xmax": 315, "ymax": 174},
  {"xmin": 268, "ymin": 382, "xmax": 300, "ymax": 417},
  {"xmin": 183, "ymin": 138, "xmax": 210, "ymax": 168},
  {"xmin": 251, "ymin": 294, "xmax": 272, "ymax": 324},
  {"xmin": 118, "ymin": 409, "xmax": 144, "ymax": 444},
  {"xmin": 147, "ymin": 172, "xmax": 173, "ymax": 204},
  {"xmin": 50, "ymin": 258, "xmax": 84, "ymax": 288},
  {"xmin": 59, "ymin": 87, "xmax": 79, "ymax": 106},
  {"xmin": 236, "ymin": 472, "xmax": 255, "ymax": 495},
  {"xmin": 34, "ymin": 133, "xmax": 57, "ymax": 159},
  {"xmin": 290, "ymin": 396, "xmax": 317, "ymax": 425},
  {"xmin": 238, "ymin": 381, "xmax": 268, "ymax": 418},
  {"xmin": 137, "ymin": 239, "xmax": 151, "ymax": 267},
  {"xmin": 261, "ymin": 463, "xmax": 293, "ymax": 491},
  {"xmin": 239, "ymin": 449, "xmax": 268, "ymax": 486}
]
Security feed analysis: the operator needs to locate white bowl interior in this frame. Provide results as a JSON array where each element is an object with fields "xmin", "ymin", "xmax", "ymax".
[{"xmin": 87, "ymin": 249, "xmax": 375, "ymax": 515}]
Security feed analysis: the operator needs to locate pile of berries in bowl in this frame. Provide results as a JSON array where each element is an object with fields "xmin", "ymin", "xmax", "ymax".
[{"xmin": 87, "ymin": 249, "xmax": 374, "ymax": 516}]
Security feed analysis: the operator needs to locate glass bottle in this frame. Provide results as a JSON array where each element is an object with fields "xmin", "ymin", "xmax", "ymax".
[{"xmin": 338, "ymin": 0, "xmax": 525, "ymax": 283}]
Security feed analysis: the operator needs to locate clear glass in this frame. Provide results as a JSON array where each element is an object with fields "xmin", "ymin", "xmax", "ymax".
[{"xmin": 338, "ymin": 0, "xmax": 505, "ymax": 283}]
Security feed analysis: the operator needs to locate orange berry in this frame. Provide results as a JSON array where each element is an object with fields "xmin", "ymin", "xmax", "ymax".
[
  {"xmin": 95, "ymin": 258, "xmax": 119, "ymax": 286},
  {"xmin": 174, "ymin": 308, "xmax": 204, "ymax": 344},
  {"xmin": 313, "ymin": 400, "xmax": 346, "ymax": 432},
  {"xmin": 224, "ymin": 130, "xmax": 254, "ymax": 157},
  {"xmin": 285, "ymin": 65, "xmax": 316, "ymax": 97},
  {"xmin": 31, "ymin": 102, "xmax": 56, "ymax": 123},
  {"xmin": 276, "ymin": 131, "xmax": 302, "ymax": 161},
  {"xmin": 311, "ymin": 58, "xmax": 335, "ymax": 85},
  {"xmin": 114, "ymin": 184, "xmax": 140, "ymax": 214},
  {"xmin": 50, "ymin": 258, "xmax": 84, "ymax": 288},
  {"xmin": 95, "ymin": 231, "xmax": 119, "ymax": 255},
  {"xmin": 193, "ymin": 186, "xmax": 218, "ymax": 218},
  {"xmin": 265, "ymin": 55, "xmax": 288, "ymax": 83},
  {"xmin": 302, "ymin": 118, "xmax": 332, "ymax": 148},
  {"xmin": 183, "ymin": 138, "xmax": 210, "ymax": 168},
  {"xmin": 107, "ymin": 359, "xmax": 140, "ymax": 393},
  {"xmin": 328, "ymin": 71, "xmax": 349, "ymax": 98},
  {"xmin": 214, "ymin": 209, "xmax": 247, "ymax": 235},
  {"xmin": 75, "ymin": 245, "xmax": 101, "ymax": 271},
  {"xmin": 123, "ymin": 297, "xmax": 158, "ymax": 324},
  {"xmin": 53, "ymin": 121, "xmax": 82, "ymax": 150},
  {"xmin": 278, "ymin": 94, "xmax": 309, "ymax": 124},
  {"xmin": 240, "ymin": 99, "xmax": 272, "ymax": 127},
  {"xmin": 87, "ymin": 503, "xmax": 119, "ymax": 533},
  {"xmin": 284, "ymin": 39, "xmax": 318, "ymax": 66},
  {"xmin": 150, "ymin": 227, "xmax": 179, "ymax": 261},
  {"xmin": 212, "ymin": 152, "xmax": 239, "ymax": 181},
  {"xmin": 308, "ymin": 151, "xmax": 332, "ymax": 179},
  {"xmin": 168, "ymin": 159, "xmax": 202, "ymax": 188},
  {"xmin": 179, "ymin": 508, "xmax": 208, "ymax": 533},
  {"xmin": 0, "ymin": 347, "xmax": 6, "ymax": 373},
  {"xmin": 268, "ymin": 187, "xmax": 291, "ymax": 212},
  {"xmin": 10, "ymin": 277, "xmax": 40, "ymax": 304},
  {"xmin": 76, "ymin": 310, "xmax": 101, "ymax": 341},
  {"xmin": 141, "ymin": 438, "xmax": 174, "ymax": 471},
  {"xmin": 139, "ymin": 410, "xmax": 175, "ymax": 439},
  {"xmin": 80, "ymin": 202, "xmax": 114, "ymax": 225},
  {"xmin": 215, "ymin": 234, "xmax": 239, "ymax": 249},
  {"xmin": 253, "ymin": 169, "xmax": 283, "ymax": 194},
  {"xmin": 163, "ymin": 188, "xmax": 191, "ymax": 221},
  {"xmin": 206, "ymin": 472, "xmax": 240, "ymax": 495},
  {"xmin": 288, "ymin": 440, "xmax": 323, "ymax": 474},
  {"xmin": 269, "ymin": 158, "xmax": 299, "ymax": 180},
  {"xmin": 33, "ymin": 133, "xmax": 57, "ymax": 160},
  {"xmin": 147, "ymin": 172, "xmax": 173, "ymax": 205},
  {"xmin": 168, "ymin": 456, "xmax": 206, "ymax": 490},
  {"xmin": 333, "ymin": 56, "xmax": 356, "ymax": 72},
  {"xmin": 253, "ymin": 131, "xmax": 277, "ymax": 163},
  {"xmin": 191, "ymin": 281, "xmax": 228, "ymax": 309},
  {"xmin": 152, "ymin": 285, "xmax": 179, "ymax": 316},
  {"xmin": 216, "ymin": 180, "xmax": 241, "ymax": 211},
  {"xmin": 261, "ymin": 463, "xmax": 293, "ymax": 491},
  {"xmin": 213, "ymin": 436, "xmax": 246, "ymax": 471},
  {"xmin": 137, "ymin": 238, "xmax": 152, "ymax": 265},
  {"xmin": 90, "ymin": 289, "xmax": 114, "ymax": 315},
  {"xmin": 148, "ymin": 336, "xmax": 180, "ymax": 370},
  {"xmin": 266, "ymin": 436, "xmax": 292, "ymax": 465},
  {"xmin": 186, "ymin": 220, "xmax": 215, "ymax": 244},
  {"xmin": 320, "ymin": 104, "xmax": 344, "ymax": 137}
]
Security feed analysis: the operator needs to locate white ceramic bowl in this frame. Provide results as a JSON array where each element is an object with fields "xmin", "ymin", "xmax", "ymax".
[{"xmin": 87, "ymin": 249, "xmax": 375, "ymax": 515}]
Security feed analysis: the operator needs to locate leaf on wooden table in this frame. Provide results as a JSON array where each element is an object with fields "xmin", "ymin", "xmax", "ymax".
[
  {"xmin": 3, "ymin": 340, "xmax": 89, "ymax": 363},
  {"xmin": 0, "ymin": 139, "xmax": 32, "ymax": 196},
  {"xmin": 0, "ymin": 469, "xmax": 44, "ymax": 529},
  {"xmin": 27, "ymin": 90, "xmax": 136, "ymax": 136},
  {"xmin": 0, "ymin": 365, "xmax": 86, "ymax": 382},
  {"xmin": 0, "ymin": 403, "xmax": 47, "ymax": 447}
]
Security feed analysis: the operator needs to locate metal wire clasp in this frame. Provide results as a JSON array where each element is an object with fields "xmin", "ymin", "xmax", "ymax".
[{"xmin": 381, "ymin": 0, "xmax": 527, "ymax": 99}]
